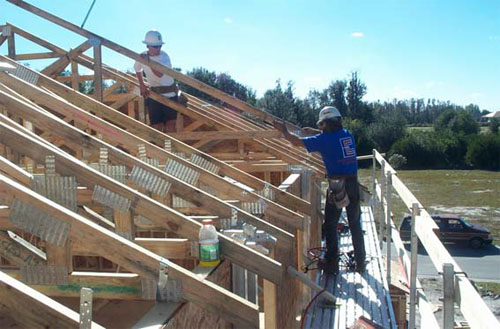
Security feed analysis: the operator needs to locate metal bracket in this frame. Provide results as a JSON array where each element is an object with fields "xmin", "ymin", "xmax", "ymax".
[
  {"xmin": 87, "ymin": 36, "xmax": 102, "ymax": 47},
  {"xmin": 1, "ymin": 26, "xmax": 12, "ymax": 36},
  {"xmin": 157, "ymin": 258, "xmax": 183, "ymax": 302},
  {"xmin": 79, "ymin": 287, "xmax": 93, "ymax": 329}
]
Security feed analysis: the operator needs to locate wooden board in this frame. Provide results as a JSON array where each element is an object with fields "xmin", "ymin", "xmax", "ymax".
[{"xmin": 304, "ymin": 207, "xmax": 396, "ymax": 329}]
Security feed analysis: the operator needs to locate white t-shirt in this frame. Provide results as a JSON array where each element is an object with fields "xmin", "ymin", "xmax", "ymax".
[{"xmin": 134, "ymin": 50, "xmax": 176, "ymax": 98}]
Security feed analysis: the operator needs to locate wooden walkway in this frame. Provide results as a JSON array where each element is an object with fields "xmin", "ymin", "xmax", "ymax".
[{"xmin": 304, "ymin": 206, "xmax": 397, "ymax": 329}]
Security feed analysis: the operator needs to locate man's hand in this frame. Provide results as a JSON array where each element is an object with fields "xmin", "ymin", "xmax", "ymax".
[
  {"xmin": 301, "ymin": 126, "xmax": 321, "ymax": 136},
  {"xmin": 273, "ymin": 119, "xmax": 287, "ymax": 136},
  {"xmin": 140, "ymin": 53, "xmax": 149, "ymax": 60},
  {"xmin": 139, "ymin": 83, "xmax": 150, "ymax": 98}
]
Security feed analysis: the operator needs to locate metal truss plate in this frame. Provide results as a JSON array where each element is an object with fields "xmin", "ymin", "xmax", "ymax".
[
  {"xmin": 20, "ymin": 265, "xmax": 69, "ymax": 285},
  {"xmin": 129, "ymin": 166, "xmax": 171, "ymax": 197},
  {"xmin": 11, "ymin": 61, "xmax": 39, "ymax": 85},
  {"xmin": 189, "ymin": 154, "xmax": 220, "ymax": 175},
  {"xmin": 90, "ymin": 164, "xmax": 128, "ymax": 184},
  {"xmin": 91, "ymin": 185, "xmax": 131, "ymax": 212},
  {"xmin": 33, "ymin": 175, "xmax": 78, "ymax": 212},
  {"xmin": 164, "ymin": 159, "xmax": 200, "ymax": 186},
  {"xmin": 256, "ymin": 183, "xmax": 275, "ymax": 201},
  {"xmin": 171, "ymin": 195, "xmax": 196, "ymax": 208},
  {"xmin": 164, "ymin": 139, "xmax": 172, "ymax": 153},
  {"xmin": 9, "ymin": 198, "xmax": 70, "ymax": 246},
  {"xmin": 240, "ymin": 199, "xmax": 268, "ymax": 215}
]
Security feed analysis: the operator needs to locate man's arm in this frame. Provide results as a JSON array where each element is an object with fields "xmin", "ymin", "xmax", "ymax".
[
  {"xmin": 139, "ymin": 53, "xmax": 163, "ymax": 78},
  {"xmin": 135, "ymin": 71, "xmax": 150, "ymax": 98},
  {"xmin": 273, "ymin": 120, "xmax": 303, "ymax": 146}
]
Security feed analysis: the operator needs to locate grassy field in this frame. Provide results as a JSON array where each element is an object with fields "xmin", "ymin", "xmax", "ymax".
[
  {"xmin": 407, "ymin": 125, "xmax": 490, "ymax": 133},
  {"xmin": 357, "ymin": 168, "xmax": 500, "ymax": 243}
]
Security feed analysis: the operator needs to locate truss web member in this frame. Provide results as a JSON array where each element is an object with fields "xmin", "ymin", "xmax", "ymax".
[
  {"xmin": 275, "ymin": 106, "xmax": 366, "ymax": 274},
  {"xmin": 134, "ymin": 30, "xmax": 186, "ymax": 132}
]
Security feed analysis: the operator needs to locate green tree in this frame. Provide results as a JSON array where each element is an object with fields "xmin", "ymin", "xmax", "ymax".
[
  {"xmin": 465, "ymin": 134, "xmax": 500, "ymax": 170},
  {"xmin": 434, "ymin": 109, "xmax": 479, "ymax": 135},
  {"xmin": 177, "ymin": 67, "xmax": 256, "ymax": 105},
  {"xmin": 347, "ymin": 72, "xmax": 372, "ymax": 122},
  {"xmin": 258, "ymin": 80, "xmax": 298, "ymax": 123},
  {"xmin": 367, "ymin": 113, "xmax": 407, "ymax": 152},
  {"xmin": 489, "ymin": 118, "xmax": 500, "ymax": 134},
  {"xmin": 327, "ymin": 80, "xmax": 348, "ymax": 117}
]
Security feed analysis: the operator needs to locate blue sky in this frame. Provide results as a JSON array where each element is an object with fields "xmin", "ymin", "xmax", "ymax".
[{"xmin": 1, "ymin": 0, "xmax": 499, "ymax": 110}]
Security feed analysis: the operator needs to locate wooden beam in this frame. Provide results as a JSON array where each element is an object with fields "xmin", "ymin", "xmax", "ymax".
[
  {"xmin": 93, "ymin": 42, "xmax": 103, "ymax": 101},
  {"xmin": 168, "ymin": 129, "xmax": 282, "ymax": 141},
  {"xmin": 41, "ymin": 40, "xmax": 91, "ymax": 77},
  {"xmin": 0, "ymin": 230, "xmax": 45, "ymax": 266},
  {"xmin": 134, "ymin": 238, "xmax": 191, "ymax": 259},
  {"xmin": 7, "ymin": 23, "xmax": 67, "ymax": 55},
  {"xmin": 7, "ymin": 270, "xmax": 143, "ymax": 300},
  {"xmin": 5, "ymin": 0, "xmax": 282, "ymax": 124},
  {"xmin": 0, "ymin": 111, "xmax": 284, "ymax": 285},
  {"xmin": 71, "ymin": 60, "xmax": 78, "ymax": 90},
  {"xmin": 7, "ymin": 34, "xmax": 15, "ymax": 59},
  {"xmin": 0, "ymin": 155, "xmax": 33, "ymax": 186},
  {"xmin": 14, "ymin": 52, "xmax": 61, "ymax": 60},
  {"xmin": 0, "ymin": 270, "xmax": 105, "ymax": 329},
  {"xmin": 0, "ymin": 70, "xmax": 303, "ymax": 236},
  {"xmin": 110, "ymin": 92, "xmax": 136, "ymax": 109},
  {"xmin": 0, "ymin": 173, "xmax": 260, "ymax": 328},
  {"xmin": 0, "ymin": 54, "xmax": 310, "ymax": 215}
]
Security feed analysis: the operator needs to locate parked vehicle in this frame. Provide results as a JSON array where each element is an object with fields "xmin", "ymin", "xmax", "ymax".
[{"xmin": 399, "ymin": 214, "xmax": 493, "ymax": 249}]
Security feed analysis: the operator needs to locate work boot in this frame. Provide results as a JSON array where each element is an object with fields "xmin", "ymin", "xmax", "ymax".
[
  {"xmin": 318, "ymin": 258, "xmax": 339, "ymax": 274},
  {"xmin": 355, "ymin": 259, "xmax": 367, "ymax": 273}
]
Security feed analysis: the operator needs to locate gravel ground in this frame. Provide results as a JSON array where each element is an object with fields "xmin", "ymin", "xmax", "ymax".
[{"xmin": 418, "ymin": 277, "xmax": 500, "ymax": 327}]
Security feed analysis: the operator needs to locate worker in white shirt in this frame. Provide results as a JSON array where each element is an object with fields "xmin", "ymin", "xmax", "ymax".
[{"xmin": 134, "ymin": 30, "xmax": 183, "ymax": 132}]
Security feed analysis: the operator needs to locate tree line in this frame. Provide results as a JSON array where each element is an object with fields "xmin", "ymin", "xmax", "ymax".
[{"xmin": 177, "ymin": 67, "xmax": 500, "ymax": 171}]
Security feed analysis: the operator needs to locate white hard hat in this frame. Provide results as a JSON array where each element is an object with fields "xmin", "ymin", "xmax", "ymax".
[
  {"xmin": 143, "ymin": 30, "xmax": 165, "ymax": 46},
  {"xmin": 317, "ymin": 106, "xmax": 341, "ymax": 124}
]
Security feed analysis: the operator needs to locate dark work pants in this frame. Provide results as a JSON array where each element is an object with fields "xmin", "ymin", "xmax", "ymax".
[{"xmin": 324, "ymin": 176, "xmax": 366, "ymax": 264}]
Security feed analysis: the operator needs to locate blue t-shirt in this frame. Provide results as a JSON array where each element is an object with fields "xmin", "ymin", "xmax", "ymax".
[{"xmin": 301, "ymin": 129, "xmax": 358, "ymax": 176}]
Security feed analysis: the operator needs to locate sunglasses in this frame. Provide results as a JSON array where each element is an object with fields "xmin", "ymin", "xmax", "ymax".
[{"xmin": 148, "ymin": 45, "xmax": 162, "ymax": 49}]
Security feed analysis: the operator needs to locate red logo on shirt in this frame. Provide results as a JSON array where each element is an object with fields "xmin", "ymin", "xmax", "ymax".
[{"xmin": 340, "ymin": 137, "xmax": 355, "ymax": 157}]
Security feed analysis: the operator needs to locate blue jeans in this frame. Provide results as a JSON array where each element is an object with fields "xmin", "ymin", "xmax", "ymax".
[{"xmin": 324, "ymin": 176, "xmax": 366, "ymax": 264}]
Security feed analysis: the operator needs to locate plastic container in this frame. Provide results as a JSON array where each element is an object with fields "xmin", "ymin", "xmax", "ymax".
[{"xmin": 199, "ymin": 219, "xmax": 220, "ymax": 267}]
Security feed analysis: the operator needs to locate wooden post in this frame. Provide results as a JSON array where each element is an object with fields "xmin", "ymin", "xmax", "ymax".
[
  {"xmin": 46, "ymin": 239, "xmax": 73, "ymax": 274},
  {"xmin": 386, "ymin": 171, "xmax": 392, "ymax": 284},
  {"xmin": 379, "ymin": 160, "xmax": 386, "ymax": 248},
  {"xmin": 409, "ymin": 202, "xmax": 419, "ymax": 329},
  {"xmin": 263, "ymin": 246, "xmax": 277, "ymax": 329},
  {"xmin": 443, "ymin": 263, "xmax": 455, "ymax": 329},
  {"xmin": 91, "ymin": 38, "xmax": 103, "ymax": 102},
  {"xmin": 71, "ymin": 61, "xmax": 79, "ymax": 91},
  {"xmin": 114, "ymin": 210, "xmax": 135, "ymax": 240},
  {"xmin": 7, "ymin": 31, "xmax": 15, "ymax": 59},
  {"xmin": 372, "ymin": 149, "xmax": 377, "ymax": 216}
]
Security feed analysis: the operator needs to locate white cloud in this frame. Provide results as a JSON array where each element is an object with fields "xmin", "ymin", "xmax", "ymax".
[
  {"xmin": 224, "ymin": 17, "xmax": 233, "ymax": 24},
  {"xmin": 351, "ymin": 32, "xmax": 364, "ymax": 38}
]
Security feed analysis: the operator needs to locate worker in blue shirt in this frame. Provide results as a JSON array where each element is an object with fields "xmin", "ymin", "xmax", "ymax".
[{"xmin": 275, "ymin": 106, "xmax": 366, "ymax": 274}]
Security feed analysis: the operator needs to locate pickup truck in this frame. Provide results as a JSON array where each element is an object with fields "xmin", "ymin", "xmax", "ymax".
[{"xmin": 399, "ymin": 214, "xmax": 493, "ymax": 249}]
